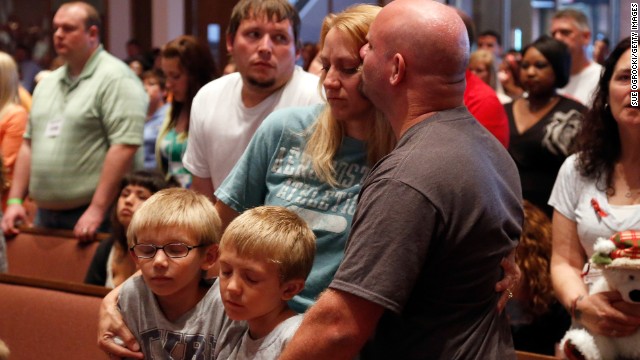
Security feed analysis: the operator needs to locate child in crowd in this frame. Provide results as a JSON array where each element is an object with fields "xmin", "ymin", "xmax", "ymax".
[
  {"xmin": 84, "ymin": 170, "xmax": 175, "ymax": 287},
  {"xmin": 118, "ymin": 188, "xmax": 231, "ymax": 359},
  {"xmin": 141, "ymin": 69, "xmax": 169, "ymax": 170},
  {"xmin": 217, "ymin": 206, "xmax": 316, "ymax": 358},
  {"xmin": 116, "ymin": 192, "xmax": 315, "ymax": 359}
]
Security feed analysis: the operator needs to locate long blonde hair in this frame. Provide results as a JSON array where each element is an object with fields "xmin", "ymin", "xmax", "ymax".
[
  {"xmin": 304, "ymin": 4, "xmax": 395, "ymax": 187},
  {"xmin": 0, "ymin": 52, "xmax": 20, "ymax": 115}
]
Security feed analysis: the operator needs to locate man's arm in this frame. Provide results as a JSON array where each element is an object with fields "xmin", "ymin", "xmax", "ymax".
[
  {"xmin": 191, "ymin": 175, "xmax": 216, "ymax": 203},
  {"xmin": 74, "ymin": 144, "xmax": 138, "ymax": 241},
  {"xmin": 279, "ymin": 289, "xmax": 384, "ymax": 360},
  {"xmin": 98, "ymin": 271, "xmax": 144, "ymax": 359},
  {"xmin": 1, "ymin": 140, "xmax": 32, "ymax": 235}
]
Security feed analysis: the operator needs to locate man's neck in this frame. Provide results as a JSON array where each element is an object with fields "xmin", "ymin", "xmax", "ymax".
[
  {"xmin": 241, "ymin": 82, "xmax": 287, "ymax": 108},
  {"xmin": 570, "ymin": 51, "xmax": 591, "ymax": 75},
  {"xmin": 67, "ymin": 45, "xmax": 98, "ymax": 77}
]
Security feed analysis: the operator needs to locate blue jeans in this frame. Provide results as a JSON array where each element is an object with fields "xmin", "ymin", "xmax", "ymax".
[{"xmin": 35, "ymin": 205, "xmax": 111, "ymax": 232}]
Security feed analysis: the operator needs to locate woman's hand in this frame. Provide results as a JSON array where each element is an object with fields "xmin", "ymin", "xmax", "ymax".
[
  {"xmin": 97, "ymin": 285, "xmax": 144, "ymax": 359},
  {"xmin": 495, "ymin": 249, "xmax": 521, "ymax": 313},
  {"xmin": 577, "ymin": 291, "xmax": 640, "ymax": 337}
]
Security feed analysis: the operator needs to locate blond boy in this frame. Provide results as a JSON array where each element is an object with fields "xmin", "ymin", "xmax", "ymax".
[
  {"xmin": 217, "ymin": 206, "xmax": 316, "ymax": 359},
  {"xmin": 118, "ymin": 188, "xmax": 236, "ymax": 359}
]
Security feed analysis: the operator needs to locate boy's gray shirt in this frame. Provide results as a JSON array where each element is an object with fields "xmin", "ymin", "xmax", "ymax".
[
  {"xmin": 119, "ymin": 276, "xmax": 244, "ymax": 359},
  {"xmin": 225, "ymin": 314, "xmax": 303, "ymax": 359}
]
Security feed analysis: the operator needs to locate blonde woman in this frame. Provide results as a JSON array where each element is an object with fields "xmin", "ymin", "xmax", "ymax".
[
  {"xmin": 214, "ymin": 4, "xmax": 395, "ymax": 313},
  {"xmin": 0, "ymin": 52, "xmax": 27, "ymax": 209},
  {"xmin": 469, "ymin": 49, "xmax": 511, "ymax": 103}
]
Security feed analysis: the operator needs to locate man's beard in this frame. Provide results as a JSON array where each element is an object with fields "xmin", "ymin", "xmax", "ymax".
[{"xmin": 247, "ymin": 76, "xmax": 276, "ymax": 89}]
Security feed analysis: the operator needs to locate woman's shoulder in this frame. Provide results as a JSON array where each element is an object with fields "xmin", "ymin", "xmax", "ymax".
[
  {"xmin": 261, "ymin": 104, "xmax": 324, "ymax": 132},
  {"xmin": 557, "ymin": 95, "xmax": 588, "ymax": 112},
  {"xmin": 1, "ymin": 103, "xmax": 27, "ymax": 118}
]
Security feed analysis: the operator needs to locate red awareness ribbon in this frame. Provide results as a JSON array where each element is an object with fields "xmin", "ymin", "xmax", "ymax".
[{"xmin": 590, "ymin": 198, "xmax": 608, "ymax": 218}]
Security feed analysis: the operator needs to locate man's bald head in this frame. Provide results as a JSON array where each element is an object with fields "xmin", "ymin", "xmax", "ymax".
[
  {"xmin": 359, "ymin": 0, "xmax": 468, "ymax": 134},
  {"xmin": 382, "ymin": 0, "xmax": 468, "ymax": 79}
]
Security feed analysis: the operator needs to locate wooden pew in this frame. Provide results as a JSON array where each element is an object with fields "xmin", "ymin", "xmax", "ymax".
[
  {"xmin": 0, "ymin": 273, "xmax": 110, "ymax": 360},
  {"xmin": 5, "ymin": 227, "xmax": 108, "ymax": 283},
  {"xmin": 516, "ymin": 350, "xmax": 561, "ymax": 359}
]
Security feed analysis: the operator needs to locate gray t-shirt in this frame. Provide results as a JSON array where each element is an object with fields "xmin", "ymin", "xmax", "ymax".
[
  {"xmin": 226, "ymin": 314, "xmax": 302, "ymax": 359},
  {"xmin": 119, "ymin": 276, "xmax": 244, "ymax": 359},
  {"xmin": 331, "ymin": 106, "xmax": 523, "ymax": 359}
]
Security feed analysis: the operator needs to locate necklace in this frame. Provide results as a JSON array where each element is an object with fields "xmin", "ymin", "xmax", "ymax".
[
  {"xmin": 625, "ymin": 189, "xmax": 640, "ymax": 198},
  {"xmin": 525, "ymin": 94, "xmax": 557, "ymax": 112}
]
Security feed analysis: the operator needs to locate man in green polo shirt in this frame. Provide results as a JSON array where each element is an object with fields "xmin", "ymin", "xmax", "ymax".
[{"xmin": 1, "ymin": 2, "xmax": 146, "ymax": 242}]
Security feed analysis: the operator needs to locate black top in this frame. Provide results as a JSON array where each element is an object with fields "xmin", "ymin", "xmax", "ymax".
[{"xmin": 506, "ymin": 96, "xmax": 586, "ymax": 216}]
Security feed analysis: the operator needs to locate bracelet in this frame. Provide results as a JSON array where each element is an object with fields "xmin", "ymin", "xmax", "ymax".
[
  {"xmin": 570, "ymin": 295, "xmax": 584, "ymax": 320},
  {"xmin": 6, "ymin": 198, "xmax": 23, "ymax": 206}
]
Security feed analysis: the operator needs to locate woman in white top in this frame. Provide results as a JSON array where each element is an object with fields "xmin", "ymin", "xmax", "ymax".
[{"xmin": 549, "ymin": 36, "xmax": 640, "ymax": 345}]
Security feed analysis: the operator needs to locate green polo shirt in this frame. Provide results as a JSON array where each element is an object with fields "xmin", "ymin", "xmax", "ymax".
[{"xmin": 27, "ymin": 45, "xmax": 147, "ymax": 209}]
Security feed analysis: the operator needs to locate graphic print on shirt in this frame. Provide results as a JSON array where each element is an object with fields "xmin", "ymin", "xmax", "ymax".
[
  {"xmin": 140, "ymin": 328, "xmax": 216, "ymax": 359},
  {"xmin": 542, "ymin": 109, "xmax": 582, "ymax": 156},
  {"xmin": 270, "ymin": 145, "xmax": 368, "ymax": 234}
]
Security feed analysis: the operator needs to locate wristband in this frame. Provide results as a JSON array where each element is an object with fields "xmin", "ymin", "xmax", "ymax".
[
  {"xmin": 570, "ymin": 295, "xmax": 584, "ymax": 320},
  {"xmin": 6, "ymin": 198, "xmax": 23, "ymax": 206}
]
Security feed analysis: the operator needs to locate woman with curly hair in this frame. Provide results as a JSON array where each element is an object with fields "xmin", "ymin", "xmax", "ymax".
[
  {"xmin": 509, "ymin": 200, "xmax": 570, "ymax": 355},
  {"xmin": 549, "ymin": 36, "xmax": 640, "ymax": 357}
]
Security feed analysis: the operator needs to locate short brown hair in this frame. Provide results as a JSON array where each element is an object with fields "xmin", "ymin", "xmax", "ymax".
[
  {"xmin": 227, "ymin": 0, "xmax": 301, "ymax": 49},
  {"xmin": 220, "ymin": 206, "xmax": 315, "ymax": 282},
  {"xmin": 60, "ymin": 1, "xmax": 102, "ymax": 32}
]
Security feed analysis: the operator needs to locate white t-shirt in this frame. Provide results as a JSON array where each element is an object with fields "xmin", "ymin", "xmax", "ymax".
[
  {"xmin": 548, "ymin": 154, "xmax": 640, "ymax": 258},
  {"xmin": 557, "ymin": 62, "xmax": 603, "ymax": 107},
  {"xmin": 183, "ymin": 66, "xmax": 322, "ymax": 191}
]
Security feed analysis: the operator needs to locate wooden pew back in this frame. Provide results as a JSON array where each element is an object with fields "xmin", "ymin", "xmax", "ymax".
[
  {"xmin": 5, "ymin": 227, "xmax": 106, "ymax": 283},
  {"xmin": 0, "ymin": 274, "xmax": 110, "ymax": 360}
]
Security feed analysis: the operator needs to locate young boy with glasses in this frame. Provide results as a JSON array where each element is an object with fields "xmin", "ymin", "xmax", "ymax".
[
  {"xmin": 118, "ymin": 187, "xmax": 235, "ymax": 359},
  {"xmin": 117, "ymin": 188, "xmax": 316, "ymax": 359}
]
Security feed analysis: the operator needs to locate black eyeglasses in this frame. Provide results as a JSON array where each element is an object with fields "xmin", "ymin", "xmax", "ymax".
[{"xmin": 130, "ymin": 243, "xmax": 207, "ymax": 259}]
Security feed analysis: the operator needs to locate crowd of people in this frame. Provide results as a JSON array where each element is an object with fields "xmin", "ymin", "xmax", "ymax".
[{"xmin": 0, "ymin": 0, "xmax": 638, "ymax": 359}]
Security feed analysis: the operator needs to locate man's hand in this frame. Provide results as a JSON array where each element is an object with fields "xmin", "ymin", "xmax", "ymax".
[
  {"xmin": 74, "ymin": 205, "xmax": 104, "ymax": 242},
  {"xmin": 1, "ymin": 204, "xmax": 28, "ymax": 236},
  {"xmin": 97, "ymin": 288, "xmax": 143, "ymax": 359}
]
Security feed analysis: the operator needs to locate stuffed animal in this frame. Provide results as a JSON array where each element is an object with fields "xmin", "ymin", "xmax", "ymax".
[{"xmin": 560, "ymin": 230, "xmax": 640, "ymax": 360}]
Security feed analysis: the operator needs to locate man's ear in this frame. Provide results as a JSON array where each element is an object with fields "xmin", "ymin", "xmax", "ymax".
[
  {"xmin": 226, "ymin": 34, "xmax": 234, "ymax": 54},
  {"xmin": 201, "ymin": 244, "xmax": 219, "ymax": 271},
  {"xmin": 280, "ymin": 278, "xmax": 305, "ymax": 301},
  {"xmin": 88, "ymin": 25, "xmax": 99, "ymax": 40},
  {"xmin": 294, "ymin": 42, "xmax": 301, "ymax": 61},
  {"xmin": 390, "ymin": 53, "xmax": 405, "ymax": 86},
  {"xmin": 581, "ymin": 29, "xmax": 592, "ymax": 46}
]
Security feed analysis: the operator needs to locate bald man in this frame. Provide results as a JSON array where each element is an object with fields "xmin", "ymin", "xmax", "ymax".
[{"xmin": 280, "ymin": 1, "xmax": 523, "ymax": 359}]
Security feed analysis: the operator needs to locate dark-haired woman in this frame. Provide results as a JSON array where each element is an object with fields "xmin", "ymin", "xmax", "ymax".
[
  {"xmin": 156, "ymin": 35, "xmax": 218, "ymax": 188},
  {"xmin": 506, "ymin": 35, "xmax": 586, "ymax": 217},
  {"xmin": 549, "ymin": 36, "xmax": 640, "ymax": 355}
]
